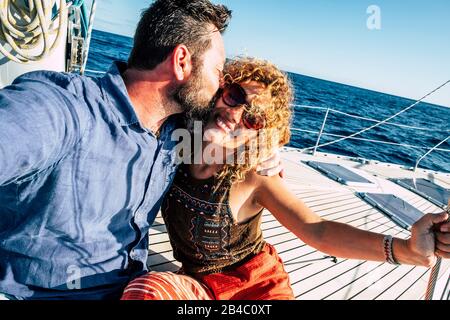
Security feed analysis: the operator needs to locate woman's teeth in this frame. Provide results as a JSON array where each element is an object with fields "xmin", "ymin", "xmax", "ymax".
[{"xmin": 216, "ymin": 117, "xmax": 232, "ymax": 134}]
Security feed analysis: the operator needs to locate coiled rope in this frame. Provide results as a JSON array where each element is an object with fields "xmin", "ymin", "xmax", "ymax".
[{"xmin": 0, "ymin": 0, "xmax": 68, "ymax": 63}]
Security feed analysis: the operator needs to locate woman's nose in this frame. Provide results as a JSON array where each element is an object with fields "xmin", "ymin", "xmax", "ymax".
[{"xmin": 228, "ymin": 105, "xmax": 245, "ymax": 124}]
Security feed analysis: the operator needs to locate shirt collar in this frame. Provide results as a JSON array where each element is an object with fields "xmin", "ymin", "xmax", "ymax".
[
  {"xmin": 100, "ymin": 61, "xmax": 183, "ymax": 137},
  {"xmin": 100, "ymin": 61, "xmax": 139, "ymax": 126}
]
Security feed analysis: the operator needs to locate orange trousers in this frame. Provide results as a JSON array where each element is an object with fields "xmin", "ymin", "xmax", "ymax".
[{"xmin": 121, "ymin": 243, "xmax": 294, "ymax": 300}]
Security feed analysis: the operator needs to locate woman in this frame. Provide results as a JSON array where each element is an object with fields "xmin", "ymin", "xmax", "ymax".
[{"xmin": 122, "ymin": 57, "xmax": 450, "ymax": 300}]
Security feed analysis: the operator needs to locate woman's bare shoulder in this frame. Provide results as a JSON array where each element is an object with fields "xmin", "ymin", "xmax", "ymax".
[{"xmin": 245, "ymin": 169, "xmax": 282, "ymax": 188}]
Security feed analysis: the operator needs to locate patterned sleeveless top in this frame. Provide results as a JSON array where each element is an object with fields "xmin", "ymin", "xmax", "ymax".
[{"xmin": 161, "ymin": 164, "xmax": 266, "ymax": 275}]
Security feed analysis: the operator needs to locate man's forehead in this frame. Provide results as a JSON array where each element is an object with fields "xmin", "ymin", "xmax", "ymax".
[
  {"xmin": 199, "ymin": 25, "xmax": 225, "ymax": 67},
  {"xmin": 212, "ymin": 32, "xmax": 225, "ymax": 57}
]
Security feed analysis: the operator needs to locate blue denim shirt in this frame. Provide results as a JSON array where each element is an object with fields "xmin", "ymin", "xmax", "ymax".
[{"xmin": 0, "ymin": 62, "xmax": 180, "ymax": 299}]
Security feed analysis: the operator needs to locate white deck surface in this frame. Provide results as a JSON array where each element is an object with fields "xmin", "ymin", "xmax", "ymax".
[{"xmin": 147, "ymin": 147, "xmax": 450, "ymax": 300}]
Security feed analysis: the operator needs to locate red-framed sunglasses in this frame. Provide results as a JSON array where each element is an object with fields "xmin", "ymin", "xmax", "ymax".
[{"xmin": 221, "ymin": 83, "xmax": 266, "ymax": 130}]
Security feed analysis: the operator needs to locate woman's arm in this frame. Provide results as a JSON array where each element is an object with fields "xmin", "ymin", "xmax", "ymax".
[{"xmin": 254, "ymin": 175, "xmax": 450, "ymax": 267}]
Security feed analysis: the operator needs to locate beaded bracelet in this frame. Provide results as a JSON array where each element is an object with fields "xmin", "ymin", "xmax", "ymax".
[{"xmin": 383, "ymin": 235, "xmax": 400, "ymax": 265}]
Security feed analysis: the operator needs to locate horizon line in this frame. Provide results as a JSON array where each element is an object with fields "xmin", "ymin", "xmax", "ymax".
[{"xmin": 92, "ymin": 29, "xmax": 450, "ymax": 109}]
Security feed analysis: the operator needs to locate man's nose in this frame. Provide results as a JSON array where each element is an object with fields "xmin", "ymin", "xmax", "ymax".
[{"xmin": 219, "ymin": 76, "xmax": 225, "ymax": 89}]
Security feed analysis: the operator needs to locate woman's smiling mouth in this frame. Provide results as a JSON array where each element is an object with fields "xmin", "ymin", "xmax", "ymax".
[{"xmin": 214, "ymin": 114, "xmax": 235, "ymax": 134}]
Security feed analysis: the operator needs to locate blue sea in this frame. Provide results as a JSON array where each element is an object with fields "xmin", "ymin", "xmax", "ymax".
[{"xmin": 86, "ymin": 30, "xmax": 450, "ymax": 173}]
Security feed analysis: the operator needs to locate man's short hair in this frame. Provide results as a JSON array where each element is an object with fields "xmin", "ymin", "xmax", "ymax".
[{"xmin": 128, "ymin": 0, "xmax": 232, "ymax": 70}]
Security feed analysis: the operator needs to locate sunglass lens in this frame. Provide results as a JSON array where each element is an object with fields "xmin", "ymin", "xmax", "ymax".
[
  {"xmin": 243, "ymin": 113, "xmax": 265, "ymax": 130},
  {"xmin": 223, "ymin": 83, "xmax": 247, "ymax": 107}
]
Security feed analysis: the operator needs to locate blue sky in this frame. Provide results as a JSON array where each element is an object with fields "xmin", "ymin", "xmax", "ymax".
[{"xmin": 85, "ymin": 0, "xmax": 450, "ymax": 107}]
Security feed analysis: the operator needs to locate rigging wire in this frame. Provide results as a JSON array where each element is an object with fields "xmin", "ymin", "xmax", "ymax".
[
  {"xmin": 299, "ymin": 80, "xmax": 450, "ymax": 152},
  {"xmin": 293, "ymin": 104, "xmax": 450, "ymax": 133}
]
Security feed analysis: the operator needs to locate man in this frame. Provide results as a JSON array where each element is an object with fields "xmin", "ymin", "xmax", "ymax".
[{"xmin": 0, "ymin": 0, "xmax": 258, "ymax": 300}]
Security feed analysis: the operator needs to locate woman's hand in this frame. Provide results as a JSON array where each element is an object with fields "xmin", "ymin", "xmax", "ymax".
[
  {"xmin": 407, "ymin": 211, "xmax": 450, "ymax": 267},
  {"xmin": 256, "ymin": 149, "xmax": 284, "ymax": 177}
]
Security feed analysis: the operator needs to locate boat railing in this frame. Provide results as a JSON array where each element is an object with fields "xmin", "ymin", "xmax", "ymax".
[
  {"xmin": 414, "ymin": 136, "xmax": 450, "ymax": 172},
  {"xmin": 291, "ymin": 104, "xmax": 450, "ymax": 171}
]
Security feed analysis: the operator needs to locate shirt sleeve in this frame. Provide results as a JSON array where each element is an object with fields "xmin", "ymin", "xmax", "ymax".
[{"xmin": 0, "ymin": 74, "xmax": 88, "ymax": 185}]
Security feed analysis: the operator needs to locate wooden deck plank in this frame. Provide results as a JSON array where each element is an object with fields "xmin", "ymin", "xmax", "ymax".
[
  {"xmin": 293, "ymin": 191, "xmax": 341, "ymax": 201},
  {"xmin": 148, "ymin": 231, "xmax": 170, "ymax": 243},
  {"xmin": 351, "ymin": 265, "xmax": 421, "ymax": 300},
  {"xmin": 293, "ymin": 259, "xmax": 370, "ymax": 299},
  {"xmin": 149, "ymin": 262, "xmax": 181, "ymax": 272},
  {"xmin": 322, "ymin": 261, "xmax": 396, "ymax": 300},
  {"xmin": 147, "ymin": 250, "xmax": 176, "ymax": 266},
  {"xmin": 373, "ymin": 266, "xmax": 430, "ymax": 300},
  {"xmin": 395, "ymin": 269, "xmax": 431, "ymax": 300}
]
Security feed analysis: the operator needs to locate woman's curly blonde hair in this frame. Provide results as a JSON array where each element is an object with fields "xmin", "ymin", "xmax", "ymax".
[{"xmin": 215, "ymin": 57, "xmax": 294, "ymax": 186}]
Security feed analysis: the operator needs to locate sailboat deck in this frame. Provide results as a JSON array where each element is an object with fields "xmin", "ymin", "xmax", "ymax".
[{"xmin": 147, "ymin": 147, "xmax": 450, "ymax": 300}]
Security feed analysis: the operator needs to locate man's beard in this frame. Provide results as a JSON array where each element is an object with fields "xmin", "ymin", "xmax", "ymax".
[{"xmin": 171, "ymin": 64, "xmax": 214, "ymax": 120}]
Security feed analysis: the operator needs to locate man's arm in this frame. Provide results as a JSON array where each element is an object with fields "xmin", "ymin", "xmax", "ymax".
[{"xmin": 0, "ymin": 76, "xmax": 86, "ymax": 185}]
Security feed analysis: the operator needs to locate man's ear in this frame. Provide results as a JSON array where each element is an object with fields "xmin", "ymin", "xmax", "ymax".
[{"xmin": 172, "ymin": 45, "xmax": 193, "ymax": 81}]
